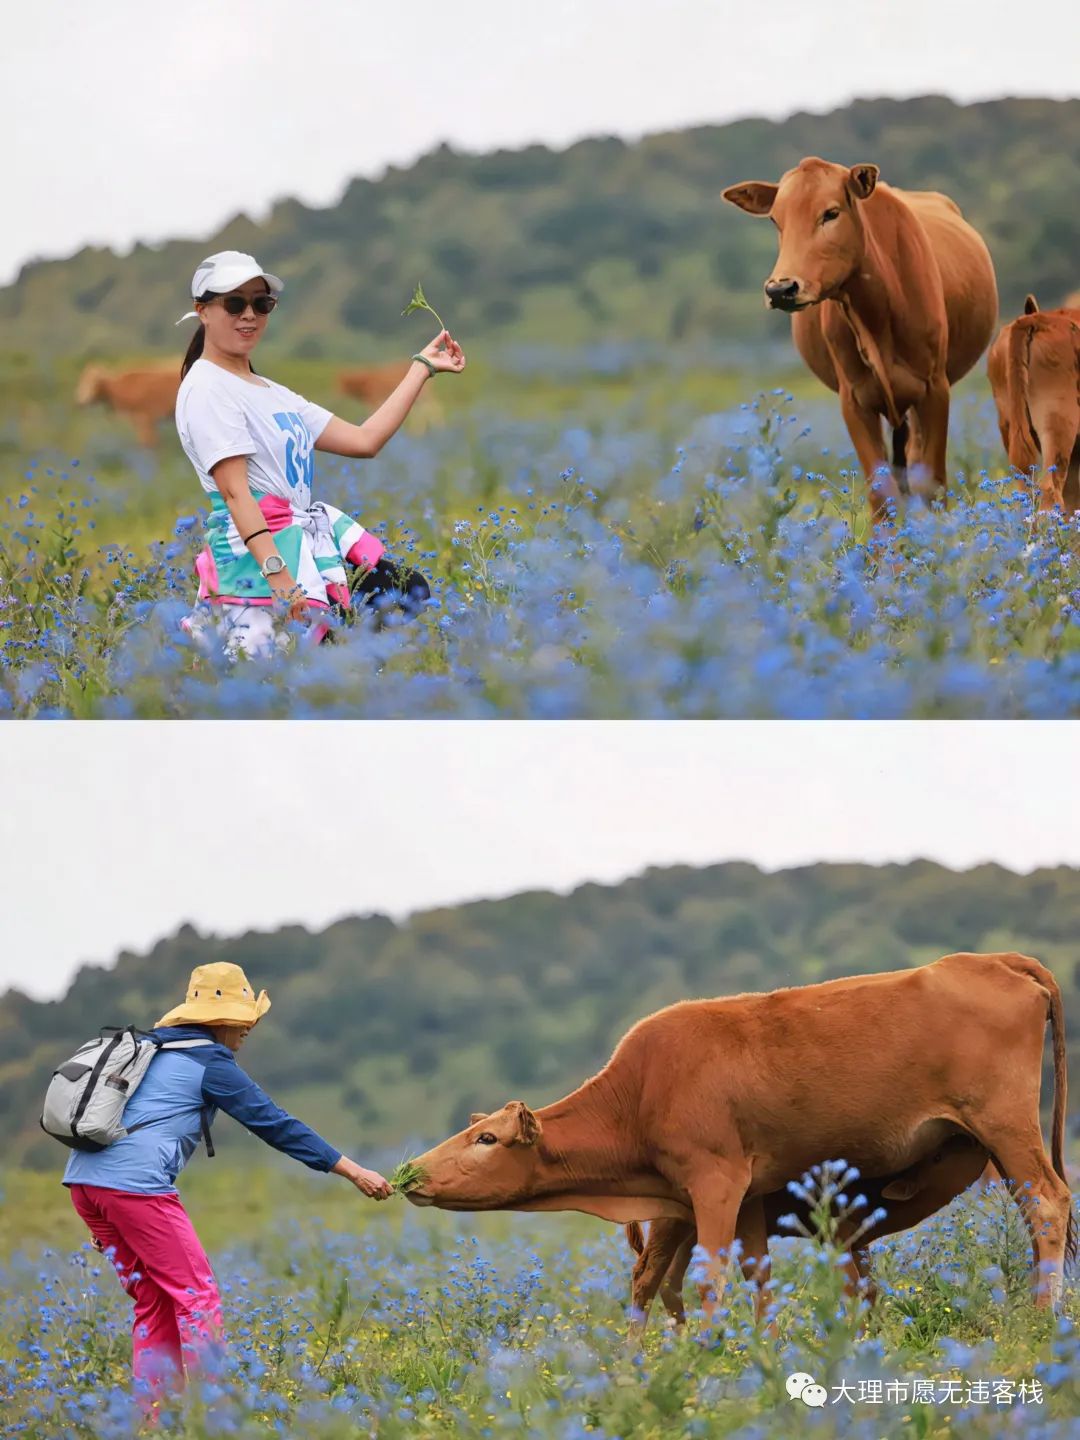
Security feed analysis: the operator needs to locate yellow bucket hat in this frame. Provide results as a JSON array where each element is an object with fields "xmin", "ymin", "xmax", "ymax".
[{"xmin": 157, "ymin": 962, "xmax": 271, "ymax": 1029}]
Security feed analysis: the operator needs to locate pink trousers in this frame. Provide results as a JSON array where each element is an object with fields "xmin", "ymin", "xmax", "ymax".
[{"xmin": 69, "ymin": 1184, "xmax": 223, "ymax": 1399}]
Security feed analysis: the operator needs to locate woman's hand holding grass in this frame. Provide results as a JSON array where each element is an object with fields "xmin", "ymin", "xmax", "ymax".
[
  {"xmin": 332, "ymin": 1155, "xmax": 393, "ymax": 1200},
  {"xmin": 416, "ymin": 329, "xmax": 466, "ymax": 375},
  {"xmin": 402, "ymin": 284, "xmax": 465, "ymax": 375}
]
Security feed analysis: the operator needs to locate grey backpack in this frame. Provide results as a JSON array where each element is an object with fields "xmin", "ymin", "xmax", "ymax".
[{"xmin": 41, "ymin": 1026, "xmax": 216, "ymax": 1155}]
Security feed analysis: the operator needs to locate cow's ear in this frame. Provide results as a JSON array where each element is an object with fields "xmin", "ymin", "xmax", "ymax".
[
  {"xmin": 722, "ymin": 181, "xmax": 778, "ymax": 217},
  {"xmin": 1024, "ymin": 294, "xmax": 1040, "ymax": 315},
  {"xmin": 848, "ymin": 164, "xmax": 879, "ymax": 200},
  {"xmin": 469, "ymin": 1112, "xmax": 488, "ymax": 1126},
  {"xmin": 506, "ymin": 1100, "xmax": 542, "ymax": 1146}
]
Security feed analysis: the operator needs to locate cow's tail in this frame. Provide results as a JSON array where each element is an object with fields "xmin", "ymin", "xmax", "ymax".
[
  {"xmin": 1006, "ymin": 320, "xmax": 1040, "ymax": 474},
  {"xmin": 996, "ymin": 952, "xmax": 1076, "ymax": 1267},
  {"xmin": 625, "ymin": 1222, "xmax": 645, "ymax": 1256}
]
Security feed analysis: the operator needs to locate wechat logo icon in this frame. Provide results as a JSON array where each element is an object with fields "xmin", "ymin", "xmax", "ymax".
[{"xmin": 787, "ymin": 1372, "xmax": 828, "ymax": 1408}]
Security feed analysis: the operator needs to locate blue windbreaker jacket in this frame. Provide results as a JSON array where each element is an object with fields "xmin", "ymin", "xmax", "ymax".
[{"xmin": 62, "ymin": 1024, "xmax": 342, "ymax": 1194}]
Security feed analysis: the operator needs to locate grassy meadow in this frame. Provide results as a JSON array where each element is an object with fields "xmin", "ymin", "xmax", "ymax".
[
  {"xmin": 4, "ymin": 342, "xmax": 1079, "ymax": 720},
  {"xmin": 2, "ymin": 1157, "xmax": 1079, "ymax": 1438}
]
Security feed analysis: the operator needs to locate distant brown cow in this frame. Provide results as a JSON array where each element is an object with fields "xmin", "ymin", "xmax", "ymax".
[
  {"xmin": 987, "ymin": 295, "xmax": 1080, "ymax": 512},
  {"xmin": 625, "ymin": 1136, "xmax": 995, "ymax": 1330},
  {"xmin": 409, "ymin": 953, "xmax": 1073, "ymax": 1316},
  {"xmin": 723, "ymin": 158, "xmax": 998, "ymax": 523},
  {"xmin": 337, "ymin": 362, "xmax": 443, "ymax": 429},
  {"xmin": 75, "ymin": 364, "xmax": 180, "ymax": 448}
]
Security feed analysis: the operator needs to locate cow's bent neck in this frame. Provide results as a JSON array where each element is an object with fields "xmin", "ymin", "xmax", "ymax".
[{"xmin": 533, "ymin": 1066, "xmax": 643, "ymax": 1192}]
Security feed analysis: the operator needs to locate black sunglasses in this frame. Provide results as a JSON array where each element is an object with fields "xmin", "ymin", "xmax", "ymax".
[{"xmin": 214, "ymin": 293, "xmax": 278, "ymax": 316}]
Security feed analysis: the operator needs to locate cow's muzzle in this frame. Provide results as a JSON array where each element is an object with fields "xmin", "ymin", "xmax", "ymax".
[{"xmin": 765, "ymin": 278, "xmax": 806, "ymax": 311}]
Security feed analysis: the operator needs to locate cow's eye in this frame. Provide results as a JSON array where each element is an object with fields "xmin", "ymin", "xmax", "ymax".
[
  {"xmin": 476, "ymin": 1132, "xmax": 498, "ymax": 1145},
  {"xmin": 822, "ymin": 208, "xmax": 840, "ymax": 224}
]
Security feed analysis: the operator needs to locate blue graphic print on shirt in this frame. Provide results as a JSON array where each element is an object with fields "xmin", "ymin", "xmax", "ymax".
[{"xmin": 273, "ymin": 411, "xmax": 316, "ymax": 492}]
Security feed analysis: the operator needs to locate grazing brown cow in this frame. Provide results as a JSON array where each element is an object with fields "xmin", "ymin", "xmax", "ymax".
[
  {"xmin": 74, "ymin": 364, "xmax": 180, "ymax": 448},
  {"xmin": 408, "ymin": 953, "xmax": 1073, "ymax": 1316},
  {"xmin": 987, "ymin": 295, "xmax": 1080, "ymax": 512},
  {"xmin": 625, "ymin": 1136, "xmax": 995, "ymax": 1330},
  {"xmin": 337, "ymin": 362, "xmax": 443, "ymax": 429},
  {"xmin": 723, "ymin": 158, "xmax": 998, "ymax": 522}
]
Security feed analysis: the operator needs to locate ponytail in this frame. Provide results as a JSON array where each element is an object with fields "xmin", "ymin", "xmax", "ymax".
[
  {"xmin": 180, "ymin": 290, "xmax": 214, "ymax": 380},
  {"xmin": 180, "ymin": 323, "xmax": 205, "ymax": 380}
]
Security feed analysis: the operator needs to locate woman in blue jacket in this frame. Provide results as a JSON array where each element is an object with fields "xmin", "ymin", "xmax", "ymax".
[{"xmin": 64, "ymin": 962, "xmax": 391, "ymax": 1405}]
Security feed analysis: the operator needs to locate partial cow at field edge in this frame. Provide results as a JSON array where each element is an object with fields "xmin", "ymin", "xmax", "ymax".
[
  {"xmin": 337, "ymin": 363, "xmax": 443, "ymax": 430},
  {"xmin": 987, "ymin": 294, "xmax": 1080, "ymax": 513},
  {"xmin": 75, "ymin": 364, "xmax": 181, "ymax": 448},
  {"xmin": 723, "ymin": 157, "xmax": 998, "ymax": 524}
]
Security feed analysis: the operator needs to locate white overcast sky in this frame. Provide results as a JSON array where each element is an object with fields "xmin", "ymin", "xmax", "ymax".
[
  {"xmin": 3, "ymin": 0, "xmax": 1077, "ymax": 287},
  {"xmin": 3, "ymin": 722, "xmax": 1078, "ymax": 1002}
]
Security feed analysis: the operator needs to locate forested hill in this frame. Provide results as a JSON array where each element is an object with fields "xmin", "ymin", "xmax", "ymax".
[
  {"xmin": 3, "ymin": 860, "xmax": 1079, "ymax": 1169},
  {"xmin": 2, "ymin": 96, "xmax": 1078, "ymax": 362}
]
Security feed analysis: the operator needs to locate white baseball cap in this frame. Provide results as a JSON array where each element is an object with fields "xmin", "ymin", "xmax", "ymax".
[{"xmin": 175, "ymin": 250, "xmax": 284, "ymax": 325}]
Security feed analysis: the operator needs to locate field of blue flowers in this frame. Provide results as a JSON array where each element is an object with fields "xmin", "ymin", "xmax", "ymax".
[
  {"xmin": 3, "ymin": 1163, "xmax": 1078, "ymax": 1439},
  {"xmin": 3, "ymin": 357, "xmax": 1079, "ymax": 718}
]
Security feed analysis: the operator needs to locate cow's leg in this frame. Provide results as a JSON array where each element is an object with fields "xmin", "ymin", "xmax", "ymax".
[
  {"xmin": 134, "ymin": 414, "xmax": 158, "ymax": 448},
  {"xmin": 735, "ymin": 1196, "xmax": 773, "ymax": 1328},
  {"xmin": 838, "ymin": 389, "xmax": 898, "ymax": 525},
  {"xmin": 910, "ymin": 376, "xmax": 950, "ymax": 507},
  {"xmin": 658, "ymin": 1231, "xmax": 695, "ymax": 1328},
  {"xmin": 970, "ymin": 1130, "xmax": 1072, "ymax": 1308},
  {"xmin": 686, "ymin": 1158, "xmax": 753, "ymax": 1325},
  {"xmin": 628, "ymin": 1219, "xmax": 693, "ymax": 1338},
  {"xmin": 890, "ymin": 417, "xmax": 911, "ymax": 496},
  {"xmin": 1027, "ymin": 396, "xmax": 1077, "ymax": 512}
]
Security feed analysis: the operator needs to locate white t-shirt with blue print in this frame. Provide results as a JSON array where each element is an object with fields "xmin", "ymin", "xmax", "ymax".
[
  {"xmin": 173, "ymin": 359, "xmax": 373, "ymax": 609},
  {"xmin": 175, "ymin": 357, "xmax": 334, "ymax": 507}
]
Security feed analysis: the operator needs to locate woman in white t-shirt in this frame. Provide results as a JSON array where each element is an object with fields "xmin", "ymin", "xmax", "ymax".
[{"xmin": 174, "ymin": 250, "xmax": 465, "ymax": 655}]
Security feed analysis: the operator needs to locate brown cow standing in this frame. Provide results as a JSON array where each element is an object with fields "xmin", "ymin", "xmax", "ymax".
[
  {"xmin": 74, "ymin": 364, "xmax": 180, "ymax": 448},
  {"xmin": 987, "ymin": 295, "xmax": 1080, "ymax": 512},
  {"xmin": 723, "ymin": 158, "xmax": 998, "ymax": 523},
  {"xmin": 408, "ymin": 953, "xmax": 1074, "ymax": 1317}
]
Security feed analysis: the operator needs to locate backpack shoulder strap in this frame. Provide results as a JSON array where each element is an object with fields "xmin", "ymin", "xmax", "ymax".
[{"xmin": 129, "ymin": 1035, "xmax": 217, "ymax": 1157}]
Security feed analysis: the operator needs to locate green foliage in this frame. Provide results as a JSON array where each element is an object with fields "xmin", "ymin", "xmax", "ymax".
[
  {"xmin": 401, "ymin": 282, "xmax": 445, "ymax": 333},
  {"xmin": 3, "ymin": 862, "xmax": 1079, "ymax": 1167},
  {"xmin": 5, "ymin": 97, "xmax": 1079, "ymax": 361}
]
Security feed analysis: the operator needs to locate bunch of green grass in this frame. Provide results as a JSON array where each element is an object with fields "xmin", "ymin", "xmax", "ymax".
[{"xmin": 390, "ymin": 1158, "xmax": 428, "ymax": 1194}]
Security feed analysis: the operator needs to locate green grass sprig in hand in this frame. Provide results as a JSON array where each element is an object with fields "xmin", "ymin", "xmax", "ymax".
[{"xmin": 401, "ymin": 283, "xmax": 445, "ymax": 332}]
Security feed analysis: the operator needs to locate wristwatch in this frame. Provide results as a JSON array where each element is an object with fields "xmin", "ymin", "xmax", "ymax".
[{"xmin": 260, "ymin": 554, "xmax": 287, "ymax": 578}]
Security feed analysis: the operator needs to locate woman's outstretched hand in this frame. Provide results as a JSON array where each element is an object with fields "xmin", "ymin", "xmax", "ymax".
[
  {"xmin": 332, "ymin": 1155, "xmax": 393, "ymax": 1199},
  {"xmin": 420, "ymin": 329, "xmax": 466, "ymax": 374}
]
